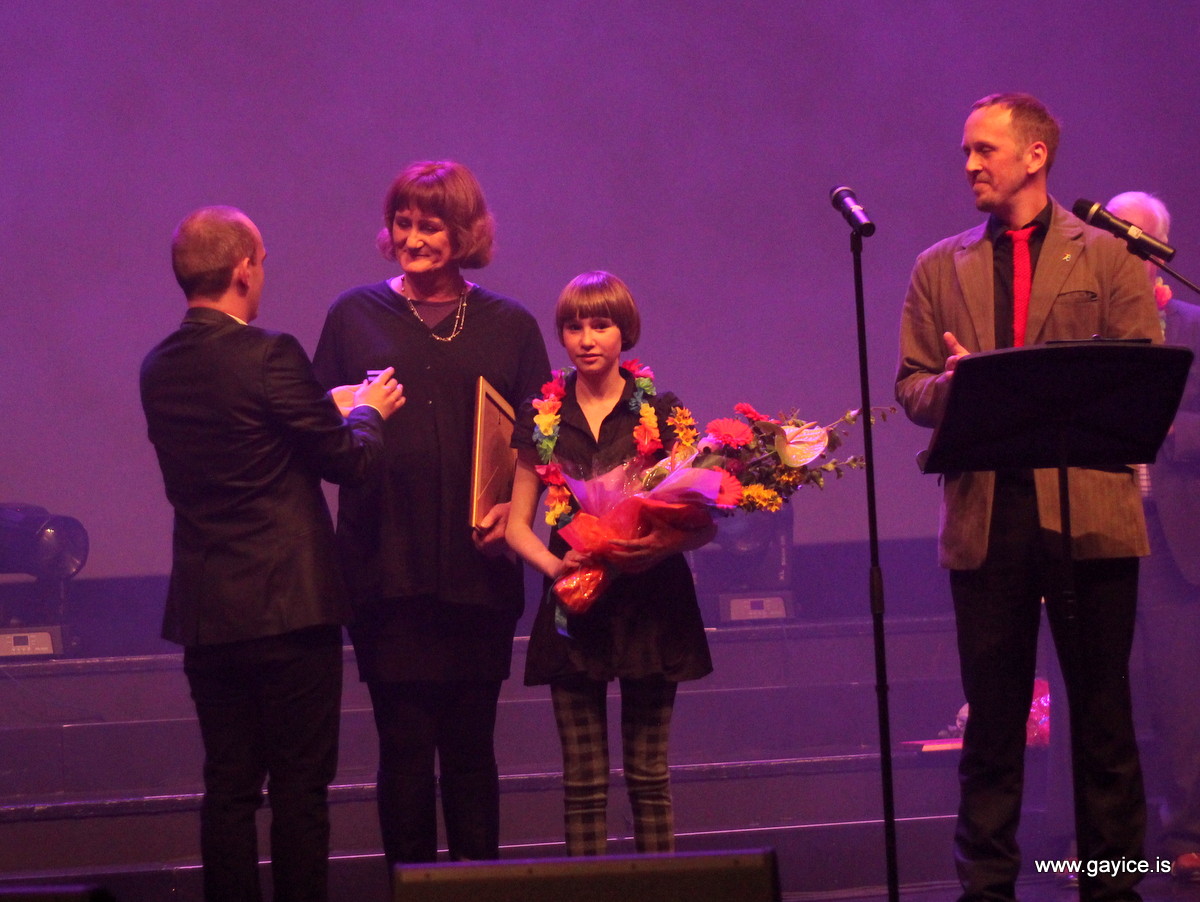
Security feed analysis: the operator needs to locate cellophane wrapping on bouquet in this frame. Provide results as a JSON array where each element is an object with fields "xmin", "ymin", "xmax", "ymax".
[{"xmin": 552, "ymin": 465, "xmax": 722, "ymax": 614}]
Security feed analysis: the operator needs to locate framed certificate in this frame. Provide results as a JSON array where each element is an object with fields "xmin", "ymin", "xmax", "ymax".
[{"xmin": 470, "ymin": 376, "xmax": 517, "ymax": 527}]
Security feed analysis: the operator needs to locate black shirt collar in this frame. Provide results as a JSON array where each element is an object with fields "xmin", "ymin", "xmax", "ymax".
[{"xmin": 987, "ymin": 201, "xmax": 1052, "ymax": 243}]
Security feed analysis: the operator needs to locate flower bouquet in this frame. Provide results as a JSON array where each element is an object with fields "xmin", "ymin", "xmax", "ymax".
[
  {"xmin": 1026, "ymin": 677, "xmax": 1050, "ymax": 747},
  {"xmin": 939, "ymin": 677, "xmax": 1050, "ymax": 747},
  {"xmin": 533, "ymin": 361, "xmax": 875, "ymax": 615}
]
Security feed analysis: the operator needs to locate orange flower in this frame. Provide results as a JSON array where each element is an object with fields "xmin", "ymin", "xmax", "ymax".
[
  {"xmin": 634, "ymin": 402, "xmax": 662, "ymax": 455},
  {"xmin": 704, "ymin": 417, "xmax": 754, "ymax": 448},
  {"xmin": 713, "ymin": 468, "xmax": 744, "ymax": 509},
  {"xmin": 533, "ymin": 395, "xmax": 561, "ymax": 413}
]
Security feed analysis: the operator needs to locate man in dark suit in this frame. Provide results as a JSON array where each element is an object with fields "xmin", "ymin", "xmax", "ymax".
[
  {"xmin": 140, "ymin": 206, "xmax": 405, "ymax": 902},
  {"xmin": 895, "ymin": 95, "xmax": 1160, "ymax": 902},
  {"xmin": 1107, "ymin": 191, "xmax": 1200, "ymax": 881}
]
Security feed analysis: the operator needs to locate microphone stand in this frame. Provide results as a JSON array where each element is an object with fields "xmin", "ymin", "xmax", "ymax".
[
  {"xmin": 1153, "ymin": 257, "xmax": 1200, "ymax": 298},
  {"xmin": 846, "ymin": 226, "xmax": 900, "ymax": 902}
]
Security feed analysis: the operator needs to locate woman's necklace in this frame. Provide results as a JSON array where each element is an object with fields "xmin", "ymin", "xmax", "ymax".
[{"xmin": 397, "ymin": 275, "xmax": 473, "ymax": 342}]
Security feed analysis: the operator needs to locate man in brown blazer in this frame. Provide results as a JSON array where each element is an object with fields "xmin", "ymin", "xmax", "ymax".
[
  {"xmin": 895, "ymin": 95, "xmax": 1159, "ymax": 902},
  {"xmin": 141, "ymin": 206, "xmax": 404, "ymax": 902}
]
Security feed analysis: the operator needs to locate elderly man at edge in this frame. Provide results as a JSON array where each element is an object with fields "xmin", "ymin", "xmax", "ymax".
[{"xmin": 1106, "ymin": 191, "xmax": 1200, "ymax": 882}]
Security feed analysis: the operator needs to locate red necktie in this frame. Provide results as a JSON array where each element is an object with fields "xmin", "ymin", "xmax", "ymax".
[{"xmin": 1007, "ymin": 226, "xmax": 1036, "ymax": 347}]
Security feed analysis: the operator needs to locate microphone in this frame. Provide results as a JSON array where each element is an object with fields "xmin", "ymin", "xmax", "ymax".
[
  {"xmin": 1072, "ymin": 198, "xmax": 1175, "ymax": 262},
  {"xmin": 830, "ymin": 186, "xmax": 876, "ymax": 236}
]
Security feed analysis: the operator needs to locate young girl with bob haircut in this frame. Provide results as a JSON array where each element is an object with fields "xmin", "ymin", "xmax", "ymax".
[{"xmin": 507, "ymin": 270, "xmax": 714, "ymax": 855}]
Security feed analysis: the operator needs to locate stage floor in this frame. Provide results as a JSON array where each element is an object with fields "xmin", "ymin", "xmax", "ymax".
[{"xmin": 795, "ymin": 874, "xmax": 1200, "ymax": 902}]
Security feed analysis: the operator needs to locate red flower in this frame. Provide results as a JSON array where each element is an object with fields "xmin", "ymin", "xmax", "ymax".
[
  {"xmin": 704, "ymin": 417, "xmax": 755, "ymax": 448},
  {"xmin": 734, "ymin": 402, "xmax": 775, "ymax": 423},
  {"xmin": 541, "ymin": 376, "xmax": 567, "ymax": 400},
  {"xmin": 621, "ymin": 358, "xmax": 655, "ymax": 380},
  {"xmin": 536, "ymin": 462, "xmax": 566, "ymax": 486},
  {"xmin": 1154, "ymin": 278, "xmax": 1172, "ymax": 310}
]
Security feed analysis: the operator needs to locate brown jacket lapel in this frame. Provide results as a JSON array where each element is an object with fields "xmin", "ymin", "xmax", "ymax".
[{"xmin": 952, "ymin": 224, "xmax": 994, "ymax": 351}]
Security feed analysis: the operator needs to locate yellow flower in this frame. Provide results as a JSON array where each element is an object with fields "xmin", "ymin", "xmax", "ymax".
[
  {"xmin": 667, "ymin": 406, "xmax": 698, "ymax": 448},
  {"xmin": 533, "ymin": 411, "xmax": 559, "ymax": 437},
  {"xmin": 544, "ymin": 485, "xmax": 573, "ymax": 526},
  {"xmin": 741, "ymin": 484, "xmax": 783, "ymax": 512},
  {"xmin": 774, "ymin": 466, "xmax": 806, "ymax": 487}
]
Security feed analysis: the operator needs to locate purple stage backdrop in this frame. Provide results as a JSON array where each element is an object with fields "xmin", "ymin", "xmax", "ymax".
[{"xmin": 1, "ymin": 1, "xmax": 1196, "ymax": 580}]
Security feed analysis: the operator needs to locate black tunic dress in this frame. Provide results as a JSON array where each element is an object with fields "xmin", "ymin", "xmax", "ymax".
[
  {"xmin": 313, "ymin": 281, "xmax": 551, "ymax": 682},
  {"xmin": 512, "ymin": 369, "xmax": 713, "ymax": 686}
]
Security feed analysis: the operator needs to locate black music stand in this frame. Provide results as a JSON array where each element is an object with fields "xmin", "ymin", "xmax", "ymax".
[
  {"xmin": 920, "ymin": 339, "xmax": 1190, "ymax": 610},
  {"xmin": 920, "ymin": 341, "xmax": 1190, "ymax": 476},
  {"xmin": 918, "ymin": 339, "xmax": 1191, "ymax": 862}
]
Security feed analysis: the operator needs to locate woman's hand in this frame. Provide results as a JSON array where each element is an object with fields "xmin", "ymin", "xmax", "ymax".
[{"xmin": 473, "ymin": 502, "xmax": 511, "ymax": 557}]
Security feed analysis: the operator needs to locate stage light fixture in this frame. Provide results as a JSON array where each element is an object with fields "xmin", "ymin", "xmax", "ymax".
[{"xmin": 0, "ymin": 503, "xmax": 89, "ymax": 657}]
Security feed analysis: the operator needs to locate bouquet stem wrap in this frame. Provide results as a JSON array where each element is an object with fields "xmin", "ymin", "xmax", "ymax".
[{"xmin": 552, "ymin": 466, "xmax": 721, "ymax": 614}]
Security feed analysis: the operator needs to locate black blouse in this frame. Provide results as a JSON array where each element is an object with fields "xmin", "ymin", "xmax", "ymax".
[{"xmin": 513, "ymin": 369, "xmax": 713, "ymax": 685}]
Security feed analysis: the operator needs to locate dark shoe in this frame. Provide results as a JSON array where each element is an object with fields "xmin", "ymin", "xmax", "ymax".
[{"xmin": 1172, "ymin": 852, "xmax": 1200, "ymax": 882}]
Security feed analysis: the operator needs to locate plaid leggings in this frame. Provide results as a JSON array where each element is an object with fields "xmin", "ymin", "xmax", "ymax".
[{"xmin": 550, "ymin": 675, "xmax": 678, "ymax": 856}]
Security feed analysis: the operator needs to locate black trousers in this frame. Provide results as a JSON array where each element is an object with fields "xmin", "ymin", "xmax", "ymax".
[
  {"xmin": 949, "ymin": 474, "xmax": 1145, "ymax": 902},
  {"xmin": 184, "ymin": 625, "xmax": 343, "ymax": 902},
  {"xmin": 367, "ymin": 679, "xmax": 503, "ymax": 867}
]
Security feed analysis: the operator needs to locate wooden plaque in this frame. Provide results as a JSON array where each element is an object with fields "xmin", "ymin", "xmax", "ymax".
[{"xmin": 470, "ymin": 376, "xmax": 517, "ymax": 527}]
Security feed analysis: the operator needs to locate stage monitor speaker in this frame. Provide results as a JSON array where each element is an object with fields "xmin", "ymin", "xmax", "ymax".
[
  {"xmin": 693, "ymin": 508, "xmax": 794, "ymax": 624},
  {"xmin": 394, "ymin": 848, "xmax": 780, "ymax": 902},
  {"xmin": 0, "ymin": 886, "xmax": 116, "ymax": 900},
  {"xmin": 0, "ymin": 625, "xmax": 63, "ymax": 658}
]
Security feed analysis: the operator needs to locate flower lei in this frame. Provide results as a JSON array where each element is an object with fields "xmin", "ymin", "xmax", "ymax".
[{"xmin": 531, "ymin": 359, "xmax": 663, "ymax": 527}]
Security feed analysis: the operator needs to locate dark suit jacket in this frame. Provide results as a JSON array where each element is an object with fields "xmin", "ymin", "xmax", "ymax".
[
  {"xmin": 141, "ymin": 307, "xmax": 384, "ymax": 645},
  {"xmin": 896, "ymin": 199, "xmax": 1161, "ymax": 569},
  {"xmin": 1155, "ymin": 298, "xmax": 1200, "ymax": 585}
]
